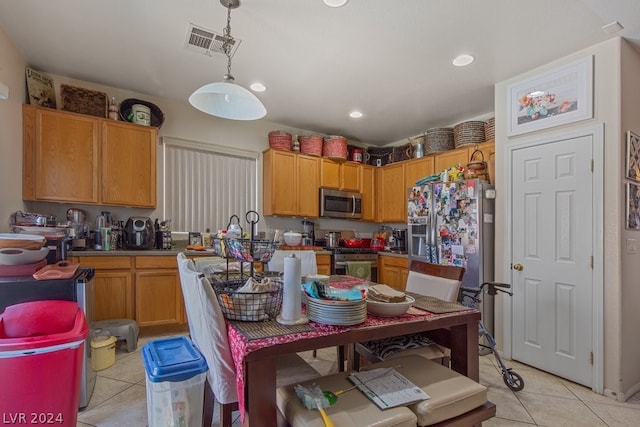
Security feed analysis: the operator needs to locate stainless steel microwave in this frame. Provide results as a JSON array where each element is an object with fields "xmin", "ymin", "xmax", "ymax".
[{"xmin": 320, "ymin": 188, "xmax": 362, "ymax": 219}]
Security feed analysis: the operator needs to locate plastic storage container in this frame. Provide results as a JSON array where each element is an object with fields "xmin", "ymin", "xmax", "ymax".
[
  {"xmin": 0, "ymin": 300, "xmax": 89, "ymax": 426},
  {"xmin": 142, "ymin": 336, "xmax": 208, "ymax": 427},
  {"xmin": 90, "ymin": 334, "xmax": 117, "ymax": 371}
]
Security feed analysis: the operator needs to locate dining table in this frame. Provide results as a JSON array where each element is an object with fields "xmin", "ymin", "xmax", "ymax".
[{"xmin": 225, "ymin": 275, "xmax": 481, "ymax": 427}]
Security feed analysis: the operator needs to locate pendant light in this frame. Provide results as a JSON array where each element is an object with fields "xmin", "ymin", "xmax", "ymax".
[{"xmin": 189, "ymin": 0, "xmax": 266, "ymax": 120}]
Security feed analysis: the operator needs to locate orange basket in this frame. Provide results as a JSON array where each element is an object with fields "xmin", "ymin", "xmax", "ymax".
[
  {"xmin": 323, "ymin": 136, "xmax": 348, "ymax": 159},
  {"xmin": 299, "ymin": 135, "xmax": 324, "ymax": 156},
  {"xmin": 268, "ymin": 131, "xmax": 292, "ymax": 151}
]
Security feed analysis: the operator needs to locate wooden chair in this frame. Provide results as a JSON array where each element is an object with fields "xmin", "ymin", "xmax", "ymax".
[
  {"xmin": 176, "ymin": 253, "xmax": 320, "ymax": 427},
  {"xmin": 353, "ymin": 260, "xmax": 464, "ymax": 370}
]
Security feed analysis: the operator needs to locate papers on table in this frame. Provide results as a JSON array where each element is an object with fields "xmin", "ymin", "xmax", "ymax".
[{"xmin": 348, "ymin": 367, "xmax": 430, "ymax": 409}]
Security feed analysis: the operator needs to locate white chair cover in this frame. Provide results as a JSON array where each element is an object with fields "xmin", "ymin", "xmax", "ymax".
[
  {"xmin": 268, "ymin": 250, "xmax": 317, "ymax": 277},
  {"xmin": 177, "ymin": 253, "xmax": 238, "ymax": 404},
  {"xmin": 405, "ymin": 270, "xmax": 461, "ymax": 303}
]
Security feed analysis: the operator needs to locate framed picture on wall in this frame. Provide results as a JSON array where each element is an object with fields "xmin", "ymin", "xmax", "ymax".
[
  {"xmin": 626, "ymin": 182, "xmax": 640, "ymax": 230},
  {"xmin": 507, "ymin": 56, "xmax": 593, "ymax": 137},
  {"xmin": 626, "ymin": 130, "xmax": 640, "ymax": 182}
]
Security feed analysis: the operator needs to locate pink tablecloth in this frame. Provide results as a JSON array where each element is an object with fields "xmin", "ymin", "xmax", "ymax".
[
  {"xmin": 227, "ymin": 274, "xmax": 460, "ymax": 423},
  {"xmin": 227, "ymin": 275, "xmax": 477, "ymax": 422}
]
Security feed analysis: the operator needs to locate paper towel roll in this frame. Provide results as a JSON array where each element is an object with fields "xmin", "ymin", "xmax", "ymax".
[{"xmin": 277, "ymin": 254, "xmax": 308, "ymax": 325}]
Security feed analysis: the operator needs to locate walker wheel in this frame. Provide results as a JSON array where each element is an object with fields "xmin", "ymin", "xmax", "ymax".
[{"xmin": 503, "ymin": 369, "xmax": 524, "ymax": 391}]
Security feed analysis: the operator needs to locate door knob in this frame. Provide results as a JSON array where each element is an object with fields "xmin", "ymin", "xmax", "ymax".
[{"xmin": 512, "ymin": 263, "xmax": 524, "ymax": 271}]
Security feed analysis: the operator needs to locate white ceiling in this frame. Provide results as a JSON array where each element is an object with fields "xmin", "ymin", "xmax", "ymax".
[{"xmin": 1, "ymin": 0, "xmax": 639, "ymax": 146}]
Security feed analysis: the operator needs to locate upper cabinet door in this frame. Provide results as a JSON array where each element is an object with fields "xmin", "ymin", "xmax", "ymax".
[
  {"xmin": 23, "ymin": 105, "xmax": 100, "ymax": 203},
  {"xmin": 101, "ymin": 121, "xmax": 157, "ymax": 207},
  {"xmin": 320, "ymin": 158, "xmax": 341, "ymax": 189},
  {"xmin": 360, "ymin": 164, "xmax": 376, "ymax": 222},
  {"xmin": 376, "ymin": 162, "xmax": 406, "ymax": 223},
  {"xmin": 405, "ymin": 157, "xmax": 434, "ymax": 190},
  {"xmin": 263, "ymin": 149, "xmax": 298, "ymax": 216},
  {"xmin": 341, "ymin": 162, "xmax": 361, "ymax": 191},
  {"xmin": 296, "ymin": 154, "xmax": 320, "ymax": 217}
]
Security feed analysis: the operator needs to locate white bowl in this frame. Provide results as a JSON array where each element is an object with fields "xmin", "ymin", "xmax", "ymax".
[
  {"xmin": 366, "ymin": 295, "xmax": 415, "ymax": 317},
  {"xmin": 283, "ymin": 232, "xmax": 302, "ymax": 246},
  {"xmin": 0, "ymin": 233, "xmax": 46, "ymax": 250},
  {"xmin": 0, "ymin": 247, "xmax": 50, "ymax": 265}
]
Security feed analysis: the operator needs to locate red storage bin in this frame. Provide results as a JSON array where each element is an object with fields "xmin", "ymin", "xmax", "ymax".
[{"xmin": 0, "ymin": 300, "xmax": 89, "ymax": 427}]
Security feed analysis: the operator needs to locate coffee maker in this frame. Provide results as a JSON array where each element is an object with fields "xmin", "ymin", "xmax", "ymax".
[
  {"xmin": 301, "ymin": 218, "xmax": 314, "ymax": 246},
  {"xmin": 391, "ymin": 229, "xmax": 407, "ymax": 253}
]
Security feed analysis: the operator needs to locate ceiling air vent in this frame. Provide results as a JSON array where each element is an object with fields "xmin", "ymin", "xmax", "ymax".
[{"xmin": 185, "ymin": 23, "xmax": 241, "ymax": 57}]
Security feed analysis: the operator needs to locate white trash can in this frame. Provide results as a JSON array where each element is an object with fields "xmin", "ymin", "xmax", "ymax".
[{"xmin": 142, "ymin": 336, "xmax": 208, "ymax": 427}]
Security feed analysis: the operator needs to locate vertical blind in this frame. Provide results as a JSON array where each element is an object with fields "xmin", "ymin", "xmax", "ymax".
[{"xmin": 162, "ymin": 137, "xmax": 259, "ymax": 233}]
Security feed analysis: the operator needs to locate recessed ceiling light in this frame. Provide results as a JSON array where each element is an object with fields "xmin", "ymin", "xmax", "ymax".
[
  {"xmin": 349, "ymin": 111, "xmax": 363, "ymax": 118},
  {"xmin": 323, "ymin": 0, "xmax": 349, "ymax": 8},
  {"xmin": 250, "ymin": 82, "xmax": 266, "ymax": 92},
  {"xmin": 452, "ymin": 54, "xmax": 474, "ymax": 67}
]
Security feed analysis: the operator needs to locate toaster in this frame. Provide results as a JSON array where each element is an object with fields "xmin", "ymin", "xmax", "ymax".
[{"xmin": 123, "ymin": 217, "xmax": 155, "ymax": 250}]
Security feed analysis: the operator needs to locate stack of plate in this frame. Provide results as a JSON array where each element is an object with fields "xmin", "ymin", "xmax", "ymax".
[{"xmin": 305, "ymin": 296, "xmax": 367, "ymax": 326}]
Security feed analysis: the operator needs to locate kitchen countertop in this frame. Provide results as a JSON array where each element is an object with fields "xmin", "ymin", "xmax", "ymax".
[
  {"xmin": 377, "ymin": 251, "xmax": 409, "ymax": 259},
  {"xmin": 69, "ymin": 247, "xmax": 334, "ymax": 257}
]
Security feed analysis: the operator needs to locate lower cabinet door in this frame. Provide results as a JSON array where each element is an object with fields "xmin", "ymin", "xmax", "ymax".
[
  {"xmin": 135, "ymin": 270, "xmax": 184, "ymax": 327},
  {"xmin": 94, "ymin": 270, "xmax": 133, "ymax": 321}
]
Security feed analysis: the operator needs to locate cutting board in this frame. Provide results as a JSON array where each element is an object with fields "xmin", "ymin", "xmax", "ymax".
[{"xmin": 33, "ymin": 261, "xmax": 80, "ymax": 280}]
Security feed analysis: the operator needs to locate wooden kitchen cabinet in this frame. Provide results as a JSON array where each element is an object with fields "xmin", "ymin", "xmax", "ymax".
[
  {"xmin": 376, "ymin": 162, "xmax": 406, "ymax": 223},
  {"xmin": 360, "ymin": 164, "xmax": 376, "ymax": 222},
  {"xmin": 316, "ymin": 253, "xmax": 331, "ymax": 275},
  {"xmin": 23, "ymin": 105, "xmax": 100, "ymax": 203},
  {"xmin": 263, "ymin": 149, "xmax": 320, "ymax": 217},
  {"xmin": 434, "ymin": 145, "xmax": 471, "ymax": 173},
  {"xmin": 134, "ymin": 256, "xmax": 184, "ymax": 328},
  {"xmin": 71, "ymin": 256, "xmax": 133, "ymax": 322},
  {"xmin": 405, "ymin": 156, "xmax": 435, "ymax": 190},
  {"xmin": 101, "ymin": 121, "xmax": 157, "ymax": 207},
  {"xmin": 378, "ymin": 254, "xmax": 409, "ymax": 291},
  {"xmin": 22, "ymin": 105, "xmax": 157, "ymax": 208},
  {"xmin": 72, "ymin": 254, "xmax": 186, "ymax": 332},
  {"xmin": 320, "ymin": 159, "xmax": 360, "ymax": 191}
]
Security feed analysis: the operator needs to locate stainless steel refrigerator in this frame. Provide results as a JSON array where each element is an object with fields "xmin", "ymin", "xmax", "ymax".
[{"xmin": 408, "ymin": 179, "xmax": 496, "ymax": 345}]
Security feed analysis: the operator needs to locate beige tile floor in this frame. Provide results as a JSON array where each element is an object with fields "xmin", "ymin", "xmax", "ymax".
[{"xmin": 77, "ymin": 335, "xmax": 640, "ymax": 426}]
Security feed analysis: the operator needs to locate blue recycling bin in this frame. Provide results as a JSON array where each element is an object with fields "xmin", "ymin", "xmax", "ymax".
[{"xmin": 142, "ymin": 336, "xmax": 208, "ymax": 427}]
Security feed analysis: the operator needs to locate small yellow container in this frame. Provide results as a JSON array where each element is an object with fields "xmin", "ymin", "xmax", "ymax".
[{"xmin": 90, "ymin": 335, "xmax": 117, "ymax": 371}]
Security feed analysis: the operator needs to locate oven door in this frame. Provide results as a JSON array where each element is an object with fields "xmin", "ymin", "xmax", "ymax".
[{"xmin": 334, "ymin": 259, "xmax": 378, "ymax": 282}]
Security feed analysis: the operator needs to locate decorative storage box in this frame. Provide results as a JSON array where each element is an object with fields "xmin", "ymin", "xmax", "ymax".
[
  {"xmin": 391, "ymin": 143, "xmax": 413, "ymax": 163},
  {"xmin": 453, "ymin": 121, "xmax": 485, "ymax": 148},
  {"xmin": 299, "ymin": 135, "xmax": 323, "ymax": 156},
  {"xmin": 60, "ymin": 84, "xmax": 108, "ymax": 118},
  {"xmin": 425, "ymin": 128, "xmax": 454, "ymax": 155},
  {"xmin": 323, "ymin": 136, "xmax": 348, "ymax": 159},
  {"xmin": 268, "ymin": 131, "xmax": 292, "ymax": 151},
  {"xmin": 365, "ymin": 147, "xmax": 393, "ymax": 166}
]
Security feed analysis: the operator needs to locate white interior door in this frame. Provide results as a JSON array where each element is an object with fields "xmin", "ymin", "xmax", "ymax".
[{"xmin": 510, "ymin": 133, "xmax": 594, "ymax": 387}]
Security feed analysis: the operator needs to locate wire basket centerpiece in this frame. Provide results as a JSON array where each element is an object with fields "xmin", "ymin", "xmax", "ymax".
[
  {"xmin": 212, "ymin": 276, "xmax": 283, "ymax": 321},
  {"xmin": 219, "ymin": 237, "xmax": 278, "ymax": 263}
]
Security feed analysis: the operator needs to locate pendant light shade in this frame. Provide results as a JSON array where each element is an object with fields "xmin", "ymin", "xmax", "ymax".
[
  {"xmin": 189, "ymin": 0, "xmax": 266, "ymax": 120},
  {"xmin": 189, "ymin": 76, "xmax": 266, "ymax": 120}
]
